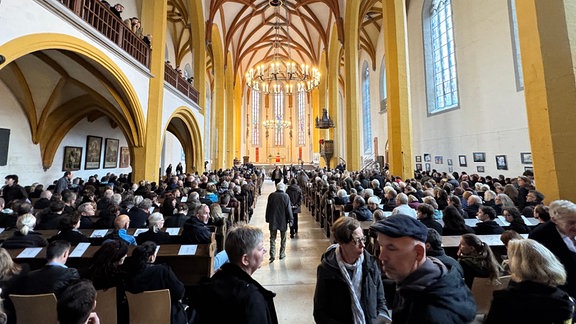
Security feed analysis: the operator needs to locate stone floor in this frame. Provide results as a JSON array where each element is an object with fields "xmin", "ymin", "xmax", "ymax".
[{"xmin": 250, "ymin": 180, "xmax": 331, "ymax": 323}]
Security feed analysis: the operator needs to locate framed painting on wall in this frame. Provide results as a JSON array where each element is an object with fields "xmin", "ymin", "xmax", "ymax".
[
  {"xmin": 435, "ymin": 156, "xmax": 443, "ymax": 164},
  {"xmin": 104, "ymin": 138, "xmax": 119, "ymax": 168},
  {"xmin": 458, "ymin": 155, "xmax": 467, "ymax": 167},
  {"xmin": 473, "ymin": 152, "xmax": 486, "ymax": 162},
  {"xmin": 447, "ymin": 158, "xmax": 453, "ymax": 166},
  {"xmin": 63, "ymin": 146, "xmax": 82, "ymax": 171},
  {"xmin": 85, "ymin": 136, "xmax": 102, "ymax": 170},
  {"xmin": 119, "ymin": 147, "xmax": 130, "ymax": 168},
  {"xmin": 496, "ymin": 155, "xmax": 508, "ymax": 170},
  {"xmin": 425, "ymin": 163, "xmax": 431, "ymax": 172},
  {"xmin": 520, "ymin": 152, "xmax": 532, "ymax": 164},
  {"xmin": 415, "ymin": 156, "xmax": 422, "ymax": 163},
  {"xmin": 416, "ymin": 163, "xmax": 422, "ymax": 171},
  {"xmin": 424, "ymin": 154, "xmax": 431, "ymax": 162},
  {"xmin": 477, "ymin": 166, "xmax": 485, "ymax": 173}
]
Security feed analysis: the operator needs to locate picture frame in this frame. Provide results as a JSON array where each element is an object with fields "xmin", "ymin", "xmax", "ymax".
[
  {"xmin": 119, "ymin": 146, "xmax": 130, "ymax": 168},
  {"xmin": 423, "ymin": 154, "xmax": 431, "ymax": 162},
  {"xmin": 62, "ymin": 146, "xmax": 82, "ymax": 171},
  {"xmin": 496, "ymin": 155, "xmax": 508, "ymax": 170},
  {"xmin": 524, "ymin": 166, "xmax": 534, "ymax": 172},
  {"xmin": 458, "ymin": 155, "xmax": 467, "ymax": 167},
  {"xmin": 434, "ymin": 156, "xmax": 443, "ymax": 164},
  {"xmin": 425, "ymin": 163, "xmax": 431, "ymax": 172},
  {"xmin": 415, "ymin": 163, "xmax": 422, "ymax": 171},
  {"xmin": 447, "ymin": 158, "xmax": 453, "ymax": 166},
  {"xmin": 415, "ymin": 156, "xmax": 422, "ymax": 163},
  {"xmin": 85, "ymin": 136, "xmax": 102, "ymax": 170},
  {"xmin": 473, "ymin": 152, "xmax": 486, "ymax": 162},
  {"xmin": 448, "ymin": 166, "xmax": 453, "ymax": 173},
  {"xmin": 520, "ymin": 152, "xmax": 532, "ymax": 164},
  {"xmin": 104, "ymin": 138, "xmax": 120, "ymax": 168},
  {"xmin": 477, "ymin": 165, "xmax": 485, "ymax": 173}
]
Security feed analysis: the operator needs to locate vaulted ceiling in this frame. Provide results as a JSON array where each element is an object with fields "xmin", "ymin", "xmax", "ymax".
[{"xmin": 166, "ymin": 0, "xmax": 385, "ymax": 83}]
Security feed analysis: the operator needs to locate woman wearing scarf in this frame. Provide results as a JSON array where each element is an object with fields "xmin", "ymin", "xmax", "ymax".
[{"xmin": 314, "ymin": 217, "xmax": 390, "ymax": 323}]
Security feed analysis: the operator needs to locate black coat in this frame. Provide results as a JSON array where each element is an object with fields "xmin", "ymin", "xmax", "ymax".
[
  {"xmin": 530, "ymin": 221, "xmax": 576, "ymax": 297},
  {"xmin": 181, "ymin": 217, "xmax": 211, "ymax": 244},
  {"xmin": 393, "ymin": 258, "xmax": 476, "ymax": 323},
  {"xmin": 314, "ymin": 247, "xmax": 389, "ymax": 323},
  {"xmin": 126, "ymin": 263, "xmax": 187, "ymax": 324},
  {"xmin": 474, "ymin": 220, "xmax": 504, "ymax": 235},
  {"xmin": 48, "ymin": 229, "xmax": 90, "ymax": 245},
  {"xmin": 350, "ymin": 206, "xmax": 373, "ymax": 221},
  {"xmin": 420, "ymin": 218, "xmax": 443, "ymax": 235},
  {"xmin": 9, "ymin": 264, "xmax": 79, "ymax": 297},
  {"xmin": 486, "ymin": 281, "xmax": 574, "ymax": 324},
  {"xmin": 136, "ymin": 229, "xmax": 172, "ymax": 245},
  {"xmin": 265, "ymin": 190, "xmax": 293, "ymax": 232},
  {"xmin": 164, "ymin": 213, "xmax": 188, "ymax": 228},
  {"xmin": 127, "ymin": 208, "xmax": 149, "ymax": 228},
  {"xmin": 192, "ymin": 263, "xmax": 278, "ymax": 324},
  {"xmin": 2, "ymin": 231, "xmax": 47, "ymax": 249},
  {"xmin": 286, "ymin": 184, "xmax": 302, "ymax": 214}
]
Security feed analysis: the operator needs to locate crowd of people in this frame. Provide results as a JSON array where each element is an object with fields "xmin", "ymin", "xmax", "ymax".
[
  {"xmin": 1, "ymin": 162, "xmax": 576, "ymax": 323},
  {"xmin": 0, "ymin": 164, "xmax": 264, "ymax": 323}
]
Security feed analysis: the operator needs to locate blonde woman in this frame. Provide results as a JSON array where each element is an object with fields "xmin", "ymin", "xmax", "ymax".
[
  {"xmin": 2, "ymin": 214, "xmax": 47, "ymax": 249},
  {"xmin": 486, "ymin": 239, "xmax": 574, "ymax": 323}
]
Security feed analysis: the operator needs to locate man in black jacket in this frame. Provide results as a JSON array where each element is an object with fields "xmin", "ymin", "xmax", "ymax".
[
  {"xmin": 371, "ymin": 214, "xmax": 476, "ymax": 323},
  {"xmin": 475, "ymin": 206, "xmax": 504, "ymax": 235},
  {"xmin": 9, "ymin": 240, "xmax": 79, "ymax": 297},
  {"xmin": 265, "ymin": 183, "xmax": 293, "ymax": 262}
]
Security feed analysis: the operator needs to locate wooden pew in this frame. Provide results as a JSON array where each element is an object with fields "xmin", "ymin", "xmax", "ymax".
[{"xmin": 7, "ymin": 242, "xmax": 216, "ymax": 286}]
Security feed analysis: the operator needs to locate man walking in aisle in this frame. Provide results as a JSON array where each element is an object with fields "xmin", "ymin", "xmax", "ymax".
[{"xmin": 266, "ymin": 182, "xmax": 293, "ymax": 262}]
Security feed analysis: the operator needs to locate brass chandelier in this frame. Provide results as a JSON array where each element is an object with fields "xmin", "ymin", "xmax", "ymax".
[{"xmin": 245, "ymin": 0, "xmax": 320, "ymax": 94}]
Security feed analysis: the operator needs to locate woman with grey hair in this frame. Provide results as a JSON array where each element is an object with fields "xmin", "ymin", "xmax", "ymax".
[
  {"xmin": 530, "ymin": 200, "xmax": 576, "ymax": 298},
  {"xmin": 191, "ymin": 224, "xmax": 278, "ymax": 323},
  {"xmin": 486, "ymin": 239, "xmax": 574, "ymax": 323},
  {"xmin": 136, "ymin": 212, "xmax": 171, "ymax": 245},
  {"xmin": 2, "ymin": 214, "xmax": 47, "ymax": 249}
]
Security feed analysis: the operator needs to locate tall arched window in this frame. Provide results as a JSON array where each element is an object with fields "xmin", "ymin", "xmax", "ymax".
[
  {"xmin": 274, "ymin": 91, "xmax": 285, "ymax": 146},
  {"xmin": 297, "ymin": 90, "xmax": 306, "ymax": 146},
  {"xmin": 251, "ymin": 90, "xmax": 260, "ymax": 145},
  {"xmin": 379, "ymin": 56, "xmax": 387, "ymax": 112},
  {"xmin": 423, "ymin": 0, "xmax": 459, "ymax": 114},
  {"xmin": 362, "ymin": 61, "xmax": 373, "ymax": 154},
  {"xmin": 508, "ymin": 0, "xmax": 524, "ymax": 91}
]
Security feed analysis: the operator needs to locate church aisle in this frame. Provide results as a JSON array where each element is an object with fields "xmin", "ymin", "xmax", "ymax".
[{"xmin": 250, "ymin": 180, "xmax": 331, "ymax": 323}]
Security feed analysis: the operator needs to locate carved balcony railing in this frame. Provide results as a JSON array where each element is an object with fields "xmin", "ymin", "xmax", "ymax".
[{"xmin": 164, "ymin": 62, "xmax": 199, "ymax": 104}]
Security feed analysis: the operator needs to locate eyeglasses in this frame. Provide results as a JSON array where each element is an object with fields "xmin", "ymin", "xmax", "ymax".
[{"xmin": 352, "ymin": 236, "xmax": 367, "ymax": 246}]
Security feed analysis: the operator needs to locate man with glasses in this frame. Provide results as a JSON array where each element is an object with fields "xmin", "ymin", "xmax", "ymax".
[
  {"xmin": 371, "ymin": 214, "xmax": 476, "ymax": 323},
  {"xmin": 314, "ymin": 216, "xmax": 390, "ymax": 323}
]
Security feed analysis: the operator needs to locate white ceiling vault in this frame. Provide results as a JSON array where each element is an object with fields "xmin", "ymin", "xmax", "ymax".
[{"xmin": 189, "ymin": 0, "xmax": 386, "ymax": 83}]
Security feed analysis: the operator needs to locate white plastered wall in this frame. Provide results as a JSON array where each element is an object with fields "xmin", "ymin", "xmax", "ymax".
[{"xmin": 404, "ymin": 0, "xmax": 530, "ymax": 177}]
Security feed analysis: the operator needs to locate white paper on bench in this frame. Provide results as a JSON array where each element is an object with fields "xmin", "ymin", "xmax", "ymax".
[
  {"xmin": 178, "ymin": 245, "xmax": 198, "ymax": 255},
  {"xmin": 497, "ymin": 216, "xmax": 510, "ymax": 226},
  {"xmin": 91, "ymin": 229, "xmax": 109, "ymax": 238},
  {"xmin": 0, "ymin": 228, "xmax": 5, "ymax": 235},
  {"xmin": 165, "ymin": 228, "xmax": 180, "ymax": 236},
  {"xmin": 70, "ymin": 242, "xmax": 91, "ymax": 257},
  {"xmin": 134, "ymin": 228, "xmax": 147, "ymax": 237},
  {"xmin": 17, "ymin": 247, "xmax": 43, "ymax": 258}
]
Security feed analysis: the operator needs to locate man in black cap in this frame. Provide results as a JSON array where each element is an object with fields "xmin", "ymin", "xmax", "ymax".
[
  {"xmin": 370, "ymin": 214, "xmax": 476, "ymax": 323},
  {"xmin": 2, "ymin": 174, "xmax": 27, "ymax": 205}
]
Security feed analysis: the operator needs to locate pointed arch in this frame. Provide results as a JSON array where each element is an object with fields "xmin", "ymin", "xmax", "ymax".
[{"xmin": 165, "ymin": 107, "xmax": 204, "ymax": 172}]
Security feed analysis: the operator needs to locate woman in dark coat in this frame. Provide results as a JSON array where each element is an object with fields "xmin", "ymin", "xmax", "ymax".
[
  {"xmin": 83, "ymin": 239, "xmax": 129, "ymax": 323},
  {"xmin": 286, "ymin": 179, "xmax": 302, "ymax": 238},
  {"xmin": 502, "ymin": 207, "xmax": 531, "ymax": 234},
  {"xmin": 48, "ymin": 212, "xmax": 90, "ymax": 245},
  {"xmin": 486, "ymin": 239, "xmax": 574, "ymax": 323},
  {"xmin": 125, "ymin": 241, "xmax": 188, "ymax": 324},
  {"xmin": 2, "ymin": 214, "xmax": 47, "ymax": 249},
  {"xmin": 442, "ymin": 205, "xmax": 474, "ymax": 236},
  {"xmin": 136, "ymin": 212, "xmax": 172, "ymax": 245},
  {"xmin": 314, "ymin": 217, "xmax": 390, "ymax": 323}
]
